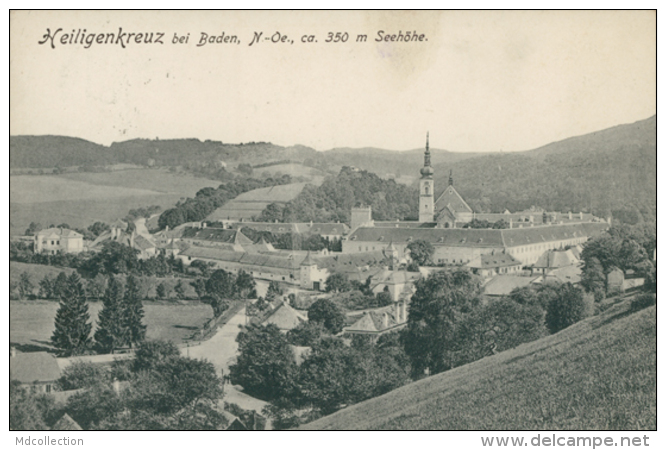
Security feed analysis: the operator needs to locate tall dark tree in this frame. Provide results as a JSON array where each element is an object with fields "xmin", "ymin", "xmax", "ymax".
[
  {"xmin": 406, "ymin": 239, "xmax": 435, "ymax": 266},
  {"xmin": 235, "ymin": 270, "xmax": 257, "ymax": 299},
  {"xmin": 123, "ymin": 275, "xmax": 147, "ymax": 349},
  {"xmin": 51, "ymin": 272, "xmax": 92, "ymax": 356},
  {"xmin": 95, "ymin": 276, "xmax": 128, "ymax": 354},
  {"xmin": 401, "ymin": 269, "xmax": 481, "ymax": 377},
  {"xmin": 308, "ymin": 298, "xmax": 346, "ymax": 334},
  {"xmin": 18, "ymin": 272, "xmax": 34, "ymax": 299},
  {"xmin": 545, "ymin": 283, "xmax": 588, "ymax": 334},
  {"xmin": 229, "ymin": 324, "xmax": 298, "ymax": 402},
  {"xmin": 324, "ymin": 272, "xmax": 352, "ymax": 293}
]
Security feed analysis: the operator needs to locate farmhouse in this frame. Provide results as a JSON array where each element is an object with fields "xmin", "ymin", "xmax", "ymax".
[
  {"xmin": 90, "ymin": 221, "xmax": 157, "ymax": 259},
  {"xmin": 10, "ymin": 350, "xmax": 62, "ymax": 393},
  {"xmin": 34, "ymin": 228, "xmax": 84, "ymax": 254},
  {"xmin": 343, "ymin": 302, "xmax": 409, "ymax": 337}
]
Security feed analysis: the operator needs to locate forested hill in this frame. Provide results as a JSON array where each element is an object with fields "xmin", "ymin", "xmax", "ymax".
[
  {"xmin": 10, "ymin": 136, "xmax": 109, "ymax": 168},
  {"xmin": 433, "ymin": 116, "xmax": 656, "ymax": 222},
  {"xmin": 319, "ymin": 147, "xmax": 483, "ymax": 179},
  {"xmin": 9, "ymin": 136, "xmax": 318, "ymax": 170}
]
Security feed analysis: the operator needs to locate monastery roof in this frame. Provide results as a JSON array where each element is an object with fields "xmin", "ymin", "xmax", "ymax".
[
  {"xmin": 435, "ymin": 185, "xmax": 473, "ymax": 214},
  {"xmin": 347, "ymin": 227, "xmax": 505, "ymax": 248},
  {"xmin": 371, "ymin": 269, "xmax": 421, "ymax": 286},
  {"xmin": 347, "ymin": 222, "xmax": 609, "ymax": 248},
  {"xmin": 181, "ymin": 227, "xmax": 254, "ymax": 246},
  {"xmin": 467, "ymin": 252, "xmax": 522, "ymax": 269},
  {"xmin": 10, "ymin": 352, "xmax": 62, "ymax": 384},
  {"xmin": 36, "ymin": 228, "xmax": 82, "ymax": 239},
  {"xmin": 314, "ymin": 251, "xmax": 388, "ymax": 271},
  {"xmin": 181, "ymin": 247, "xmax": 305, "ymax": 270}
]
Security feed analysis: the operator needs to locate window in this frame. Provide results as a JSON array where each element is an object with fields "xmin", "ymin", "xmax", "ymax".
[
  {"xmin": 57, "ymin": 240, "xmax": 60, "ymax": 245},
  {"xmin": 51, "ymin": 241, "xmax": 55, "ymax": 245}
]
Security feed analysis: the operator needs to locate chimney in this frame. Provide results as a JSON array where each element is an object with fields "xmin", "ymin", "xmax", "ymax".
[
  {"xmin": 509, "ymin": 219, "xmax": 513, "ymax": 229},
  {"xmin": 113, "ymin": 378, "xmax": 120, "ymax": 394}
]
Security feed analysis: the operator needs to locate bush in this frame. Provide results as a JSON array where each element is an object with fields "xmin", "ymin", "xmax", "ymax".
[
  {"xmin": 630, "ymin": 293, "xmax": 656, "ymax": 312},
  {"xmin": 58, "ymin": 361, "xmax": 108, "ymax": 390}
]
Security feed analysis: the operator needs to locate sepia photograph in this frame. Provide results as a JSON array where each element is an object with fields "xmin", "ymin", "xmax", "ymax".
[{"xmin": 8, "ymin": 9, "xmax": 656, "ymax": 439}]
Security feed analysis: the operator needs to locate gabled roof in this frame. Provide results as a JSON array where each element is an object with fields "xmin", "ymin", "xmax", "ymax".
[
  {"xmin": 533, "ymin": 249, "xmax": 579, "ymax": 269},
  {"xmin": 467, "ymin": 252, "xmax": 521, "ymax": 269},
  {"xmin": 435, "ymin": 185, "xmax": 473, "ymax": 214},
  {"xmin": 261, "ymin": 302, "xmax": 306, "ymax": 330},
  {"xmin": 133, "ymin": 234, "xmax": 155, "ymax": 251},
  {"xmin": 10, "ymin": 352, "xmax": 62, "ymax": 383},
  {"xmin": 344, "ymin": 309, "xmax": 402, "ymax": 334},
  {"xmin": 482, "ymin": 275, "xmax": 538, "ymax": 297},
  {"xmin": 52, "ymin": 413, "xmax": 83, "ymax": 431}
]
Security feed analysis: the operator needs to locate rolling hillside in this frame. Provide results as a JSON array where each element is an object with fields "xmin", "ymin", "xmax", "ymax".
[{"xmin": 302, "ymin": 300, "xmax": 656, "ymax": 430}]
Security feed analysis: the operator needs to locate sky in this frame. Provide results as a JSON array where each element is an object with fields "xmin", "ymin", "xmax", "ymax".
[{"xmin": 10, "ymin": 10, "xmax": 656, "ymax": 153}]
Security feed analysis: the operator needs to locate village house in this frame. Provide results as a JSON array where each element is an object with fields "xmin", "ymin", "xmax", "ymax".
[
  {"xmin": 89, "ymin": 220, "xmax": 157, "ymax": 259},
  {"xmin": 10, "ymin": 349, "xmax": 62, "ymax": 394},
  {"xmin": 34, "ymin": 228, "xmax": 84, "ymax": 254},
  {"xmin": 343, "ymin": 301, "xmax": 409, "ymax": 338}
]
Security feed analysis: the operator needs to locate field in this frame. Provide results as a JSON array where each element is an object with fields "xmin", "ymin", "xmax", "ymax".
[
  {"xmin": 10, "ymin": 300, "xmax": 214, "ymax": 351},
  {"xmin": 9, "ymin": 169, "xmax": 220, "ymax": 235},
  {"xmin": 207, "ymin": 182, "xmax": 309, "ymax": 221},
  {"xmin": 10, "ymin": 261, "xmax": 75, "ymax": 287},
  {"xmin": 302, "ymin": 300, "xmax": 656, "ymax": 430}
]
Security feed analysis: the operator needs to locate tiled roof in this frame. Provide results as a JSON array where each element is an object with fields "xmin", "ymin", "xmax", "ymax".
[
  {"xmin": 344, "ymin": 309, "xmax": 401, "ymax": 334},
  {"xmin": 314, "ymin": 251, "xmax": 388, "ymax": 270},
  {"xmin": 181, "ymin": 227, "xmax": 253, "ymax": 245},
  {"xmin": 180, "ymin": 247, "xmax": 304, "ymax": 270},
  {"xmin": 467, "ymin": 252, "xmax": 521, "ymax": 269},
  {"xmin": 10, "ymin": 352, "xmax": 62, "ymax": 383},
  {"xmin": 346, "ymin": 227, "xmax": 505, "ymax": 248},
  {"xmin": 435, "ymin": 185, "xmax": 473, "ymax": 214},
  {"xmin": 261, "ymin": 302, "xmax": 306, "ymax": 330},
  {"xmin": 347, "ymin": 222, "xmax": 609, "ymax": 249},
  {"xmin": 52, "ymin": 413, "xmax": 83, "ymax": 431},
  {"xmin": 533, "ymin": 250, "xmax": 579, "ymax": 269},
  {"xmin": 133, "ymin": 234, "xmax": 155, "ymax": 250},
  {"xmin": 483, "ymin": 276, "xmax": 538, "ymax": 297}
]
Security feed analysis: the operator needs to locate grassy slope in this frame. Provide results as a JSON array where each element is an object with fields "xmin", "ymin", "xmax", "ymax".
[
  {"xmin": 9, "ymin": 169, "xmax": 220, "ymax": 235},
  {"xmin": 302, "ymin": 301, "xmax": 656, "ymax": 430}
]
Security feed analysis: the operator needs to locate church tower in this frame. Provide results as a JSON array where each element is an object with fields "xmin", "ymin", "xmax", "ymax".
[{"xmin": 419, "ymin": 132, "xmax": 435, "ymax": 223}]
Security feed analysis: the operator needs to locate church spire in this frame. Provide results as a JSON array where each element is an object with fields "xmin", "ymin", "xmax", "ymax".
[
  {"xmin": 420, "ymin": 132, "xmax": 434, "ymax": 178},
  {"xmin": 449, "ymin": 169, "xmax": 453, "ymax": 186}
]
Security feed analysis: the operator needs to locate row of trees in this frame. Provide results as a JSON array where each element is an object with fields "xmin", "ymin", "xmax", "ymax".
[
  {"xmin": 10, "ymin": 241, "xmax": 185, "ymax": 279},
  {"xmin": 51, "ymin": 273, "xmax": 146, "ymax": 356},
  {"xmin": 157, "ymin": 175, "xmax": 293, "ymax": 230}
]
